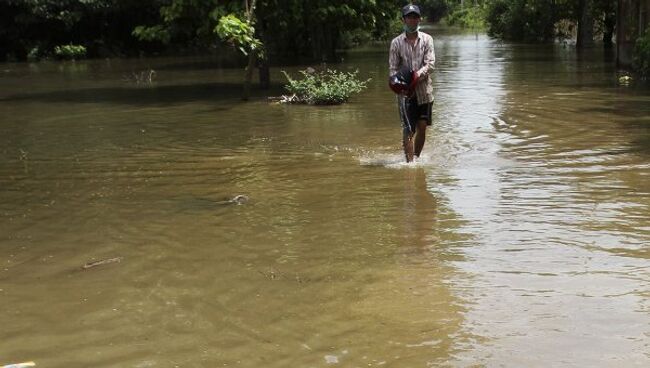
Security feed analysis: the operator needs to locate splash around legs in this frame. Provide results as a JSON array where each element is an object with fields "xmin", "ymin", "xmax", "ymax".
[
  {"xmin": 403, "ymin": 130, "xmax": 415, "ymax": 162},
  {"xmin": 403, "ymin": 119, "xmax": 427, "ymax": 163}
]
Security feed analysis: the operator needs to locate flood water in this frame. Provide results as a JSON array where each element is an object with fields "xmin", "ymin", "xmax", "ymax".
[{"xmin": 1, "ymin": 26, "xmax": 649, "ymax": 367}]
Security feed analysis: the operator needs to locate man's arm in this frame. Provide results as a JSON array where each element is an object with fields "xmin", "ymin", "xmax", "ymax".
[
  {"xmin": 389, "ymin": 39, "xmax": 400, "ymax": 76},
  {"xmin": 416, "ymin": 36, "xmax": 435, "ymax": 78}
]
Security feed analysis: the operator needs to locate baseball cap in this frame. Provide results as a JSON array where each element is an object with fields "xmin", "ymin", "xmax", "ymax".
[{"xmin": 402, "ymin": 4, "xmax": 421, "ymax": 17}]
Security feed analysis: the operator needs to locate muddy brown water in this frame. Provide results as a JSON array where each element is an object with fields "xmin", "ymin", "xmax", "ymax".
[{"xmin": 1, "ymin": 26, "xmax": 649, "ymax": 367}]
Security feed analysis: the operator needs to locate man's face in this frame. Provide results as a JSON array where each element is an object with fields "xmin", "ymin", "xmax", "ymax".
[{"xmin": 403, "ymin": 13, "xmax": 420, "ymax": 28}]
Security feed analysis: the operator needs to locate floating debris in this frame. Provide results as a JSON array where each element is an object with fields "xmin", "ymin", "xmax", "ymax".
[
  {"xmin": 2, "ymin": 362, "xmax": 36, "ymax": 368},
  {"xmin": 82, "ymin": 257, "xmax": 122, "ymax": 270},
  {"xmin": 268, "ymin": 94, "xmax": 300, "ymax": 104},
  {"xmin": 228, "ymin": 194, "xmax": 249, "ymax": 205}
]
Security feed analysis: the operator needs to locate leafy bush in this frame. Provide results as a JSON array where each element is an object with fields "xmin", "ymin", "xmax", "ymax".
[
  {"xmin": 446, "ymin": 5, "xmax": 486, "ymax": 30},
  {"xmin": 27, "ymin": 46, "xmax": 42, "ymax": 61},
  {"xmin": 634, "ymin": 29, "xmax": 650, "ymax": 79},
  {"xmin": 53, "ymin": 44, "xmax": 87, "ymax": 60},
  {"xmin": 281, "ymin": 69, "xmax": 371, "ymax": 105},
  {"xmin": 485, "ymin": 0, "xmax": 555, "ymax": 42},
  {"xmin": 132, "ymin": 25, "xmax": 171, "ymax": 44}
]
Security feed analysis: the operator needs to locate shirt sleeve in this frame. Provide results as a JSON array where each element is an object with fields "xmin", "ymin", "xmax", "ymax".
[
  {"xmin": 389, "ymin": 39, "xmax": 400, "ymax": 76},
  {"xmin": 416, "ymin": 36, "xmax": 435, "ymax": 78}
]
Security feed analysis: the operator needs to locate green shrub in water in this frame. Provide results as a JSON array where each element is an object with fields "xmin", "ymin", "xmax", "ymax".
[
  {"xmin": 281, "ymin": 69, "xmax": 371, "ymax": 105},
  {"xmin": 54, "ymin": 44, "xmax": 87, "ymax": 60},
  {"xmin": 27, "ymin": 46, "xmax": 42, "ymax": 61},
  {"xmin": 446, "ymin": 5, "xmax": 486, "ymax": 30},
  {"xmin": 634, "ymin": 29, "xmax": 650, "ymax": 80}
]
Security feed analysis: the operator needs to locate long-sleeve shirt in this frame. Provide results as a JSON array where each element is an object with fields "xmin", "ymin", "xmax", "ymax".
[{"xmin": 389, "ymin": 31, "xmax": 436, "ymax": 105}]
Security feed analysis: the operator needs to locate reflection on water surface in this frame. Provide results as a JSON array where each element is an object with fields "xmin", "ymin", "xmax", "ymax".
[{"xmin": 1, "ymin": 28, "xmax": 649, "ymax": 367}]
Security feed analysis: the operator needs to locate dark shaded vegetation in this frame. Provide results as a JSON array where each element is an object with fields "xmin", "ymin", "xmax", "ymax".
[{"xmin": 0, "ymin": 0, "xmax": 407, "ymax": 63}]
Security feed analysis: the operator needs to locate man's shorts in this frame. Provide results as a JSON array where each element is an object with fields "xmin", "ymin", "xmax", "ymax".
[{"xmin": 397, "ymin": 96, "xmax": 433, "ymax": 134}]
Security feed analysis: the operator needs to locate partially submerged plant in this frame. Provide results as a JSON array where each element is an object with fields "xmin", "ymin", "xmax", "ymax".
[
  {"xmin": 53, "ymin": 44, "xmax": 86, "ymax": 60},
  {"xmin": 281, "ymin": 69, "xmax": 371, "ymax": 105}
]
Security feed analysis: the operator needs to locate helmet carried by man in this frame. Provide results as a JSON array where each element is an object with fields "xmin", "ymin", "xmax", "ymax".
[{"xmin": 388, "ymin": 66, "xmax": 418, "ymax": 95}]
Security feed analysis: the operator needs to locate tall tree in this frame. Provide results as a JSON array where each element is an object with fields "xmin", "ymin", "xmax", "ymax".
[
  {"xmin": 243, "ymin": 0, "xmax": 258, "ymax": 100},
  {"xmin": 485, "ymin": 0, "xmax": 557, "ymax": 42},
  {"xmin": 134, "ymin": 0, "xmax": 399, "ymax": 93},
  {"xmin": 577, "ymin": 0, "xmax": 595, "ymax": 48},
  {"xmin": 594, "ymin": 0, "xmax": 616, "ymax": 47}
]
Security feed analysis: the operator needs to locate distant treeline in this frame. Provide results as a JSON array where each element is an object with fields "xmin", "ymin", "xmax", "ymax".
[
  {"xmin": 5, "ymin": 0, "xmax": 613, "ymax": 62},
  {"xmin": 0, "ymin": 0, "xmax": 414, "ymax": 62},
  {"xmin": 438, "ymin": 0, "xmax": 649, "ymax": 77},
  {"xmin": 1, "ymin": 1, "xmax": 644, "ymax": 75},
  {"xmin": 429, "ymin": 0, "xmax": 616, "ymax": 45}
]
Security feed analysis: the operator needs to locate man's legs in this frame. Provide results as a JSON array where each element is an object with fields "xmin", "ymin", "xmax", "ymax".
[
  {"xmin": 414, "ymin": 119, "xmax": 427, "ymax": 157},
  {"xmin": 403, "ymin": 130, "xmax": 414, "ymax": 162},
  {"xmin": 403, "ymin": 120, "xmax": 427, "ymax": 162},
  {"xmin": 401, "ymin": 99, "xmax": 431, "ymax": 162}
]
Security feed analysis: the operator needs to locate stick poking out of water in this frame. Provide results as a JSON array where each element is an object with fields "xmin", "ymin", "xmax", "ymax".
[{"xmin": 82, "ymin": 257, "xmax": 122, "ymax": 270}]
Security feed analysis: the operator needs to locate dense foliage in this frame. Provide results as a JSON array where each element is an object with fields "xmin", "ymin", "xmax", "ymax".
[
  {"xmin": 0, "ymin": 0, "xmax": 408, "ymax": 62},
  {"xmin": 434, "ymin": 0, "xmax": 616, "ymax": 44},
  {"xmin": 634, "ymin": 29, "xmax": 650, "ymax": 79},
  {"xmin": 442, "ymin": 0, "xmax": 645, "ymax": 75},
  {"xmin": 281, "ymin": 69, "xmax": 371, "ymax": 105},
  {"xmin": 1, "ymin": 0, "xmax": 646, "ymax": 78},
  {"xmin": 485, "ymin": 0, "xmax": 556, "ymax": 42},
  {"xmin": 414, "ymin": 0, "xmax": 451, "ymax": 22},
  {"xmin": 0, "ymin": 0, "xmax": 162, "ymax": 60},
  {"xmin": 446, "ymin": 3, "xmax": 487, "ymax": 29},
  {"xmin": 0, "ymin": 1, "xmax": 626, "ymax": 60}
]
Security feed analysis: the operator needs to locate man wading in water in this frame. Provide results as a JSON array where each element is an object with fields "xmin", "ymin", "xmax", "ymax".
[{"xmin": 389, "ymin": 4, "xmax": 436, "ymax": 162}]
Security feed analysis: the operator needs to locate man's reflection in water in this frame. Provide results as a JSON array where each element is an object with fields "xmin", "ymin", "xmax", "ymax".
[
  {"xmin": 400, "ymin": 168, "xmax": 439, "ymax": 251},
  {"xmin": 346, "ymin": 167, "xmax": 474, "ymax": 365}
]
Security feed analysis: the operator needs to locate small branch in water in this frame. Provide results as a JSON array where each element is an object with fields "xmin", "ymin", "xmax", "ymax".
[
  {"xmin": 18, "ymin": 149, "xmax": 28, "ymax": 174},
  {"xmin": 122, "ymin": 69, "xmax": 156, "ymax": 85},
  {"xmin": 82, "ymin": 257, "xmax": 122, "ymax": 270},
  {"xmin": 268, "ymin": 94, "xmax": 300, "ymax": 104},
  {"xmin": 256, "ymin": 267, "xmax": 308, "ymax": 283},
  {"xmin": 217, "ymin": 194, "xmax": 250, "ymax": 205}
]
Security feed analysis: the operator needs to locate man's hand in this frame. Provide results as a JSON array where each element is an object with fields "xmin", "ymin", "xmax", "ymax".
[{"xmin": 408, "ymin": 70, "xmax": 419, "ymax": 91}]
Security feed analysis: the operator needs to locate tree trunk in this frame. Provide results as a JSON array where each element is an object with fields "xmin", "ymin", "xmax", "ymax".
[
  {"xmin": 242, "ymin": 51, "xmax": 255, "ymax": 101},
  {"xmin": 257, "ymin": 16, "xmax": 270, "ymax": 89},
  {"xmin": 577, "ymin": 0, "xmax": 595, "ymax": 48},
  {"xmin": 242, "ymin": 0, "xmax": 257, "ymax": 101},
  {"xmin": 603, "ymin": 12, "xmax": 616, "ymax": 48},
  {"xmin": 258, "ymin": 57, "xmax": 270, "ymax": 90}
]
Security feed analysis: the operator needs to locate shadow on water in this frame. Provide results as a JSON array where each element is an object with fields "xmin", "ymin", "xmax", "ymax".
[
  {"xmin": 0, "ymin": 82, "xmax": 286, "ymax": 106},
  {"xmin": 152, "ymin": 59, "xmax": 246, "ymax": 71},
  {"xmin": 399, "ymin": 168, "xmax": 439, "ymax": 248},
  {"xmin": 628, "ymin": 123, "xmax": 650, "ymax": 154}
]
